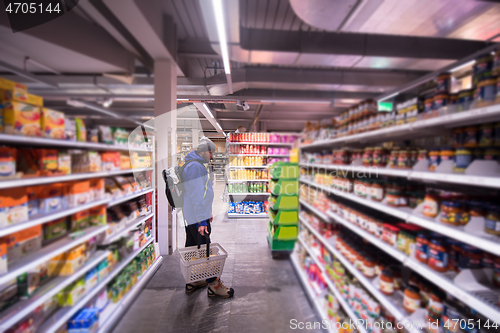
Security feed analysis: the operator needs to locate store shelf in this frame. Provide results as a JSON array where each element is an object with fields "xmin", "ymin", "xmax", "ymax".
[
  {"xmin": 229, "ymin": 154, "xmax": 289, "ymax": 157},
  {"xmin": 299, "ymin": 178, "xmax": 411, "ymax": 220},
  {"xmin": 299, "ymin": 199, "xmax": 330, "ymax": 223},
  {"xmin": 300, "ymin": 162, "xmax": 500, "ymax": 189},
  {"xmin": 228, "ymin": 142, "xmax": 293, "ymax": 146},
  {"xmin": 289, "ymin": 254, "xmax": 336, "ymax": 333},
  {"xmin": 227, "ymin": 179, "xmax": 269, "ymax": 182},
  {"xmin": 0, "ymin": 167, "xmax": 154, "ymax": 190},
  {"xmin": 0, "ymin": 225, "xmax": 109, "ymax": 285},
  {"xmin": 38, "ymin": 237, "xmax": 154, "ymax": 333},
  {"xmin": 326, "ymin": 211, "xmax": 407, "ymax": 262},
  {"xmin": 228, "ymin": 166, "xmax": 268, "ymax": 169},
  {"xmin": 228, "ymin": 213, "xmax": 268, "ymax": 218},
  {"xmin": 0, "ymin": 251, "xmax": 109, "ymax": 331},
  {"xmin": 97, "ymin": 256, "xmax": 163, "ymax": 332},
  {"xmin": 300, "ymin": 178, "xmax": 500, "ymax": 256},
  {"xmin": 102, "ymin": 213, "xmax": 154, "ymax": 245},
  {"xmin": 300, "ymin": 104, "xmax": 500, "ymax": 149},
  {"xmin": 297, "ymin": 237, "xmax": 367, "ymax": 333},
  {"xmin": 299, "ymin": 217, "xmax": 420, "ymax": 333},
  {"xmin": 323, "ymin": 212, "xmax": 500, "ymax": 321},
  {"xmin": 107, "ymin": 188, "xmax": 154, "ymax": 207},
  {"xmin": 0, "ymin": 133, "xmax": 152, "ymax": 152},
  {"xmin": 228, "ymin": 192, "xmax": 270, "ymax": 196},
  {"xmin": 0, "ymin": 198, "xmax": 110, "ymax": 237}
]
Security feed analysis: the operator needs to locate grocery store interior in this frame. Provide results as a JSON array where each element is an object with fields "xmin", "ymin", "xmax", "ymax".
[{"xmin": 1, "ymin": 0, "xmax": 500, "ymax": 332}]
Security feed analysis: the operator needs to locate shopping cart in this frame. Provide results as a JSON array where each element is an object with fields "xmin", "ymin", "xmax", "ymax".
[{"xmin": 178, "ymin": 234, "xmax": 228, "ymax": 283}]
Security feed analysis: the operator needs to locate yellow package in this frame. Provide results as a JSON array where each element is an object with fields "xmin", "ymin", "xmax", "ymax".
[
  {"xmin": 0, "ymin": 77, "xmax": 27, "ymax": 91},
  {"xmin": 3, "ymin": 101, "xmax": 41, "ymax": 137},
  {"xmin": 41, "ymin": 108, "xmax": 65, "ymax": 139}
]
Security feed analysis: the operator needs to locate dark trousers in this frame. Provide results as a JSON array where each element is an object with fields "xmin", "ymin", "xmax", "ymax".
[{"xmin": 185, "ymin": 221, "xmax": 217, "ymax": 284}]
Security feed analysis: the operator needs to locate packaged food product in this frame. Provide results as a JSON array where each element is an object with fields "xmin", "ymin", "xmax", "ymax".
[
  {"xmin": 436, "ymin": 73, "xmax": 451, "ymax": 94},
  {"xmin": 119, "ymin": 152, "xmax": 131, "ymax": 170},
  {"xmin": 428, "ymin": 149, "xmax": 440, "ymax": 171},
  {"xmin": 484, "ymin": 148, "xmax": 500, "ymax": 161},
  {"xmin": 101, "ymin": 152, "xmax": 121, "ymax": 171},
  {"xmin": 67, "ymin": 181, "xmax": 91, "ymax": 207},
  {"xmin": 0, "ymin": 239, "xmax": 7, "ymax": 274},
  {"xmin": 99, "ymin": 125, "xmax": 113, "ymax": 144},
  {"xmin": 38, "ymin": 184, "xmax": 65, "ymax": 213},
  {"xmin": 440, "ymin": 148, "xmax": 454, "ymax": 163},
  {"xmin": 447, "ymin": 239, "xmax": 462, "ymax": 272},
  {"xmin": 0, "ymin": 147, "xmax": 17, "ymax": 179},
  {"xmin": 5, "ymin": 225, "xmax": 42, "ymax": 263},
  {"xmin": 379, "ymin": 268, "xmax": 394, "ymax": 296},
  {"xmin": 89, "ymin": 205, "xmax": 106, "ymax": 226},
  {"xmin": 75, "ymin": 118, "xmax": 87, "ymax": 142},
  {"xmin": 87, "ymin": 128, "xmax": 98, "ymax": 143},
  {"xmin": 57, "ymin": 151, "xmax": 71, "ymax": 175},
  {"xmin": 89, "ymin": 178, "xmax": 105, "ymax": 201},
  {"xmin": 454, "ymin": 148, "xmax": 471, "ymax": 172},
  {"xmin": 58, "ymin": 278, "xmax": 85, "ymax": 306},
  {"xmin": 37, "ymin": 149, "xmax": 59, "ymax": 175},
  {"xmin": 3, "ymin": 101, "xmax": 41, "ymax": 136},
  {"xmin": 458, "ymin": 245, "xmax": 482, "ymax": 270},
  {"xmin": 463, "ymin": 126, "xmax": 479, "ymax": 147},
  {"xmin": 433, "ymin": 94, "xmax": 449, "ymax": 111},
  {"xmin": 423, "ymin": 193, "xmax": 439, "ymax": 218},
  {"xmin": 427, "ymin": 289, "xmax": 445, "ymax": 324},
  {"xmin": 440, "ymin": 201, "xmax": 470, "ymax": 226},
  {"xmin": 476, "ymin": 78, "xmax": 497, "ymax": 104},
  {"xmin": 85, "ymin": 268, "xmax": 98, "ymax": 291},
  {"xmin": 0, "ymin": 187, "xmax": 28, "ymax": 227},
  {"xmin": 41, "ymin": 108, "xmax": 65, "ymax": 139},
  {"xmin": 428, "ymin": 239, "xmax": 448, "ymax": 273},
  {"xmin": 485, "ymin": 208, "xmax": 500, "ymax": 236},
  {"xmin": 71, "ymin": 210, "xmax": 90, "ymax": 231},
  {"xmin": 0, "ymin": 77, "xmax": 28, "ymax": 96},
  {"xmin": 25, "ymin": 186, "xmax": 41, "ymax": 217},
  {"xmin": 382, "ymin": 224, "xmax": 400, "ymax": 246},
  {"xmin": 111, "ymin": 127, "xmax": 128, "ymax": 145},
  {"xmin": 65, "ymin": 118, "xmax": 76, "ymax": 141},
  {"xmin": 17, "ymin": 267, "xmax": 43, "ymax": 298},
  {"xmin": 403, "ymin": 285, "xmax": 421, "ymax": 313},
  {"xmin": 43, "ymin": 218, "xmax": 67, "ymax": 241},
  {"xmin": 105, "ymin": 178, "xmax": 123, "ymax": 198}
]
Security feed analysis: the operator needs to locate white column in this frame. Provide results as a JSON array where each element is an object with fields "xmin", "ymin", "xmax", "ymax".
[
  {"xmin": 154, "ymin": 59, "xmax": 177, "ymax": 255},
  {"xmin": 191, "ymin": 128, "xmax": 199, "ymax": 148}
]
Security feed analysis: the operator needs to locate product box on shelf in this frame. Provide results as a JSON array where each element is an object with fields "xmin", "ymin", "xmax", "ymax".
[
  {"xmin": 37, "ymin": 149, "xmax": 60, "ymax": 176},
  {"xmin": 3, "ymin": 101, "xmax": 41, "ymax": 137},
  {"xmin": 71, "ymin": 150, "xmax": 102, "ymax": 174},
  {"xmin": 38, "ymin": 184, "xmax": 65, "ymax": 213},
  {"xmin": 75, "ymin": 118, "xmax": 86, "ymax": 142},
  {"xmin": 85, "ymin": 267, "xmax": 98, "ymax": 291},
  {"xmin": 58, "ymin": 151, "xmax": 71, "ymax": 175},
  {"xmin": 99, "ymin": 125, "xmax": 113, "ymax": 144},
  {"xmin": 0, "ymin": 239, "xmax": 7, "ymax": 274},
  {"xmin": 0, "ymin": 187, "xmax": 28, "ymax": 227},
  {"xmin": 26, "ymin": 186, "xmax": 40, "ymax": 217},
  {"xmin": 111, "ymin": 127, "xmax": 129, "ymax": 145},
  {"xmin": 114, "ymin": 176, "xmax": 133, "ymax": 195},
  {"xmin": 5, "ymin": 224, "xmax": 42, "ymax": 263},
  {"xmin": 58, "ymin": 278, "xmax": 86, "ymax": 306},
  {"xmin": 89, "ymin": 205, "xmax": 106, "ymax": 226},
  {"xmin": 17, "ymin": 263, "xmax": 47, "ymax": 298},
  {"xmin": 66, "ymin": 118, "xmax": 76, "ymax": 141},
  {"xmin": 0, "ymin": 279, "xmax": 18, "ymax": 311},
  {"xmin": 68, "ymin": 181, "xmax": 91, "ymax": 207},
  {"xmin": 49, "ymin": 243, "xmax": 86, "ymax": 277},
  {"xmin": 0, "ymin": 77, "xmax": 27, "ymax": 92},
  {"xmin": 105, "ymin": 178, "xmax": 123, "ymax": 199},
  {"xmin": 0, "ymin": 147, "xmax": 17, "ymax": 179},
  {"xmin": 43, "ymin": 218, "xmax": 68, "ymax": 241},
  {"xmin": 71, "ymin": 209, "xmax": 90, "ymax": 231},
  {"xmin": 89, "ymin": 178, "xmax": 105, "ymax": 201},
  {"xmin": 41, "ymin": 108, "xmax": 65, "ymax": 139},
  {"xmin": 120, "ymin": 152, "xmax": 131, "ymax": 170},
  {"xmin": 102, "ymin": 151, "xmax": 121, "ymax": 171},
  {"xmin": 0, "ymin": 87, "xmax": 43, "ymax": 107}
]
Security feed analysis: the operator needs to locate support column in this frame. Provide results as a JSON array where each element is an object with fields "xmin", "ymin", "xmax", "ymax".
[
  {"xmin": 154, "ymin": 59, "xmax": 177, "ymax": 255},
  {"xmin": 191, "ymin": 127, "xmax": 199, "ymax": 148}
]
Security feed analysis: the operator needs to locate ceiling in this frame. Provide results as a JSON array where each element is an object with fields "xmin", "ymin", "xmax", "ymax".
[{"xmin": 0, "ymin": 0, "xmax": 499, "ymax": 132}]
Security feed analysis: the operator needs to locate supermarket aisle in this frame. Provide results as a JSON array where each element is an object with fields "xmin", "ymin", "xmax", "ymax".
[{"xmin": 112, "ymin": 183, "xmax": 321, "ymax": 333}]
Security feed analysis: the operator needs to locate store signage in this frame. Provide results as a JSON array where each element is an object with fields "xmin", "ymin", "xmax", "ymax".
[{"xmin": 378, "ymin": 102, "xmax": 393, "ymax": 112}]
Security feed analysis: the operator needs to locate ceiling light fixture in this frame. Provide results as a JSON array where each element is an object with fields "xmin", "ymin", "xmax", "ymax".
[
  {"xmin": 177, "ymin": 98, "xmax": 189, "ymax": 101},
  {"xmin": 450, "ymin": 60, "xmax": 476, "ymax": 73},
  {"xmin": 216, "ymin": 123, "xmax": 222, "ymax": 131},
  {"xmin": 377, "ymin": 92, "xmax": 399, "ymax": 102},
  {"xmin": 213, "ymin": 0, "xmax": 230, "ymax": 75},
  {"xmin": 203, "ymin": 103, "xmax": 215, "ymax": 118},
  {"xmin": 102, "ymin": 99, "xmax": 113, "ymax": 108}
]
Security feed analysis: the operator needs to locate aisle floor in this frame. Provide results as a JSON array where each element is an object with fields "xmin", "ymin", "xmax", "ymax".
[{"xmin": 112, "ymin": 182, "xmax": 321, "ymax": 333}]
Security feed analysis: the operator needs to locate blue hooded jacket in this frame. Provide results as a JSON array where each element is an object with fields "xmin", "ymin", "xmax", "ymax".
[{"xmin": 182, "ymin": 150, "xmax": 214, "ymax": 226}]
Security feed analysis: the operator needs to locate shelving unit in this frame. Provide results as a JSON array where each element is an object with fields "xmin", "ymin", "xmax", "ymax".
[
  {"xmin": 108, "ymin": 188, "xmax": 154, "ymax": 207},
  {"xmin": 228, "ymin": 212, "xmax": 268, "ymax": 218},
  {"xmin": 300, "ymin": 181, "xmax": 500, "ymax": 321},
  {"xmin": 102, "ymin": 212, "xmax": 154, "ymax": 245},
  {"xmin": 229, "ymin": 154, "xmax": 290, "ymax": 157}
]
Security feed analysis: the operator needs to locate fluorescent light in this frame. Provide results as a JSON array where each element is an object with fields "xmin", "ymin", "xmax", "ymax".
[
  {"xmin": 203, "ymin": 103, "xmax": 214, "ymax": 118},
  {"xmin": 102, "ymin": 99, "xmax": 113, "ymax": 108},
  {"xmin": 223, "ymin": 132, "xmax": 226, "ymax": 137},
  {"xmin": 177, "ymin": 98, "xmax": 189, "ymax": 101},
  {"xmin": 377, "ymin": 92, "xmax": 399, "ymax": 102},
  {"xmin": 212, "ymin": 0, "xmax": 231, "ymax": 74},
  {"xmin": 216, "ymin": 123, "xmax": 222, "ymax": 131},
  {"xmin": 450, "ymin": 60, "xmax": 476, "ymax": 73}
]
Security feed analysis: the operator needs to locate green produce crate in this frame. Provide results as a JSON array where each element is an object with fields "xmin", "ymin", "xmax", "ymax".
[
  {"xmin": 269, "ymin": 194, "xmax": 299, "ymax": 210},
  {"xmin": 269, "ymin": 179, "xmax": 299, "ymax": 196},
  {"xmin": 269, "ymin": 162, "xmax": 299, "ymax": 180},
  {"xmin": 268, "ymin": 222, "xmax": 298, "ymax": 241},
  {"xmin": 268, "ymin": 208, "xmax": 298, "ymax": 225}
]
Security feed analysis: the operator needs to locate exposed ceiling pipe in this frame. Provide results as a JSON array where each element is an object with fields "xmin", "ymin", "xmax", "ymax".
[
  {"xmin": 24, "ymin": 57, "xmax": 61, "ymax": 75},
  {"xmin": 337, "ymin": 0, "xmax": 362, "ymax": 32},
  {"xmin": 249, "ymin": 104, "xmax": 264, "ymax": 132},
  {"xmin": 0, "ymin": 60, "xmax": 59, "ymax": 89}
]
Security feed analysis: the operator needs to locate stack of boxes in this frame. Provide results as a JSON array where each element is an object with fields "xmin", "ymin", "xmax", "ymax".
[{"xmin": 267, "ymin": 155, "xmax": 300, "ymax": 253}]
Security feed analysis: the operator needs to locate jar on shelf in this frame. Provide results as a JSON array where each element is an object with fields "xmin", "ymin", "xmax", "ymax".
[
  {"xmin": 453, "ymin": 128, "xmax": 466, "ymax": 147},
  {"xmin": 476, "ymin": 77, "xmax": 497, "ymax": 104},
  {"xmin": 417, "ymin": 149, "xmax": 428, "ymax": 162},
  {"xmin": 382, "ymin": 224, "xmax": 400, "ymax": 247},
  {"xmin": 370, "ymin": 180, "xmax": 385, "ymax": 202},
  {"xmin": 423, "ymin": 191, "xmax": 440, "ymax": 218},
  {"xmin": 482, "ymin": 252, "xmax": 494, "ymax": 268},
  {"xmin": 468, "ymin": 201, "xmax": 485, "ymax": 217},
  {"xmin": 436, "ymin": 73, "xmax": 451, "ymax": 94},
  {"xmin": 433, "ymin": 93, "xmax": 449, "ymax": 111},
  {"xmin": 428, "ymin": 149, "xmax": 441, "ymax": 171},
  {"xmin": 390, "ymin": 265, "xmax": 402, "ymax": 291},
  {"xmin": 458, "ymin": 244, "xmax": 483, "ymax": 270},
  {"xmin": 440, "ymin": 147, "xmax": 455, "ymax": 163},
  {"xmin": 362, "ymin": 147, "xmax": 374, "ymax": 166},
  {"xmin": 387, "ymin": 149, "xmax": 399, "ymax": 168},
  {"xmin": 419, "ymin": 280, "xmax": 431, "ymax": 308},
  {"xmin": 363, "ymin": 255, "xmax": 376, "ymax": 278},
  {"xmin": 485, "ymin": 207, "xmax": 500, "ymax": 236},
  {"xmin": 484, "ymin": 148, "xmax": 500, "ymax": 161},
  {"xmin": 379, "ymin": 269, "xmax": 394, "ymax": 296},
  {"xmin": 427, "ymin": 288, "xmax": 446, "ymax": 324},
  {"xmin": 442, "ymin": 300, "xmax": 463, "ymax": 333},
  {"xmin": 397, "ymin": 150, "xmax": 411, "ymax": 169},
  {"xmin": 415, "ymin": 232, "xmax": 430, "ymax": 264},
  {"xmin": 463, "ymin": 126, "xmax": 480, "ymax": 147},
  {"xmin": 372, "ymin": 147, "xmax": 387, "ymax": 167},
  {"xmin": 424, "ymin": 96, "xmax": 435, "ymax": 114},
  {"xmin": 479, "ymin": 123, "xmax": 495, "ymax": 146},
  {"xmin": 386, "ymin": 183, "xmax": 407, "ymax": 207},
  {"xmin": 447, "ymin": 238, "xmax": 462, "ymax": 272},
  {"xmin": 428, "ymin": 238, "xmax": 449, "ymax": 273},
  {"xmin": 440, "ymin": 201, "xmax": 470, "ymax": 226},
  {"xmin": 454, "ymin": 148, "xmax": 471, "ymax": 172},
  {"xmin": 408, "ymin": 191, "xmax": 425, "ymax": 209},
  {"xmin": 403, "ymin": 285, "xmax": 421, "ymax": 313}
]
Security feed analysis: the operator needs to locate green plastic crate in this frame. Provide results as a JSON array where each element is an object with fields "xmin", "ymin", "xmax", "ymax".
[
  {"xmin": 267, "ymin": 232, "xmax": 296, "ymax": 251},
  {"xmin": 269, "ymin": 162, "xmax": 299, "ymax": 180},
  {"xmin": 268, "ymin": 209, "xmax": 298, "ymax": 225},
  {"xmin": 269, "ymin": 179, "xmax": 299, "ymax": 196},
  {"xmin": 268, "ymin": 222, "xmax": 298, "ymax": 241},
  {"xmin": 269, "ymin": 194, "xmax": 299, "ymax": 210}
]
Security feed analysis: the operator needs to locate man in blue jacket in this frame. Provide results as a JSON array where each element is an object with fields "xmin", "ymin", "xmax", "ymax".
[{"xmin": 182, "ymin": 136, "xmax": 234, "ymax": 298}]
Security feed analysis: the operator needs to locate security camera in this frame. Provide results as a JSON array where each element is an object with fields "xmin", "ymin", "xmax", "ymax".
[{"xmin": 242, "ymin": 101, "xmax": 250, "ymax": 111}]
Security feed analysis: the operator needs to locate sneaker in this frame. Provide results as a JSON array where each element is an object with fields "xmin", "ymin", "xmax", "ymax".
[
  {"xmin": 207, "ymin": 278, "xmax": 234, "ymax": 298},
  {"xmin": 185, "ymin": 281, "xmax": 208, "ymax": 293}
]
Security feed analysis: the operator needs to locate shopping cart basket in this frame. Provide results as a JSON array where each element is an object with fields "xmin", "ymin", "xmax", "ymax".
[{"xmin": 178, "ymin": 234, "xmax": 228, "ymax": 283}]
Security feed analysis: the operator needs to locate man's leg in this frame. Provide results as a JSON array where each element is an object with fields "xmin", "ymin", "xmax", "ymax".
[{"xmin": 184, "ymin": 223, "xmax": 208, "ymax": 293}]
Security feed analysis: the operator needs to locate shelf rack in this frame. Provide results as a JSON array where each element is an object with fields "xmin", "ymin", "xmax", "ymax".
[
  {"xmin": 102, "ymin": 212, "xmax": 154, "ymax": 245},
  {"xmin": 227, "ymin": 212, "xmax": 268, "ymax": 218},
  {"xmin": 299, "ymin": 184, "xmax": 500, "ymax": 321},
  {"xmin": 228, "ymin": 142, "xmax": 293, "ymax": 146},
  {"xmin": 107, "ymin": 188, "xmax": 154, "ymax": 207}
]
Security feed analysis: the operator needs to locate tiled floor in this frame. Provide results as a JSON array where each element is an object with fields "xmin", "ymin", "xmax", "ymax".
[{"xmin": 112, "ymin": 182, "xmax": 320, "ymax": 333}]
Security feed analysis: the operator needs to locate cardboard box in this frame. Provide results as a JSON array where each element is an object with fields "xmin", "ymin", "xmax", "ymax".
[
  {"xmin": 0, "ymin": 239, "xmax": 7, "ymax": 275},
  {"xmin": 43, "ymin": 218, "xmax": 68, "ymax": 241},
  {"xmin": 37, "ymin": 149, "xmax": 59, "ymax": 175},
  {"xmin": 3, "ymin": 101, "xmax": 41, "ymax": 137},
  {"xmin": 89, "ymin": 178, "xmax": 105, "ymax": 201},
  {"xmin": 26, "ymin": 186, "xmax": 41, "ymax": 217},
  {"xmin": 41, "ymin": 108, "xmax": 65, "ymax": 139},
  {"xmin": 0, "ymin": 77, "xmax": 27, "ymax": 92},
  {"xmin": 0, "ymin": 187, "xmax": 28, "ymax": 227},
  {"xmin": 58, "ymin": 151, "xmax": 71, "ymax": 175},
  {"xmin": 68, "ymin": 181, "xmax": 91, "ymax": 207},
  {"xmin": 0, "ymin": 147, "xmax": 17, "ymax": 179},
  {"xmin": 49, "ymin": 244, "xmax": 86, "ymax": 276},
  {"xmin": 1, "ymin": 89, "xmax": 44, "ymax": 107},
  {"xmin": 71, "ymin": 209, "xmax": 90, "ymax": 231},
  {"xmin": 89, "ymin": 205, "xmax": 106, "ymax": 226},
  {"xmin": 38, "ymin": 184, "xmax": 64, "ymax": 213},
  {"xmin": 5, "ymin": 225, "xmax": 42, "ymax": 263}
]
